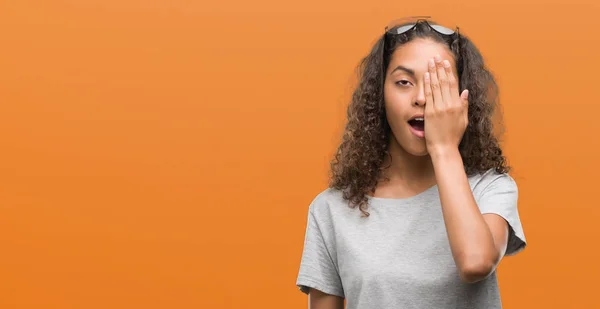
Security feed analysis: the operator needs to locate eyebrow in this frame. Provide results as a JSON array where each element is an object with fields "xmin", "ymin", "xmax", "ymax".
[{"xmin": 390, "ymin": 65, "xmax": 415, "ymax": 77}]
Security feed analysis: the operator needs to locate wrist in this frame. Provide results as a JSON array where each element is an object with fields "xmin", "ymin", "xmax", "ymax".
[{"xmin": 428, "ymin": 146, "xmax": 461, "ymax": 163}]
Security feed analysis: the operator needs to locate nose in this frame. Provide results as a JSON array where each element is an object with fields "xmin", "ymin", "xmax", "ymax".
[{"xmin": 414, "ymin": 83, "xmax": 426, "ymax": 106}]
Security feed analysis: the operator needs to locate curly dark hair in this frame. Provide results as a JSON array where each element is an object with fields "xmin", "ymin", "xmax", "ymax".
[{"xmin": 328, "ymin": 20, "xmax": 511, "ymax": 218}]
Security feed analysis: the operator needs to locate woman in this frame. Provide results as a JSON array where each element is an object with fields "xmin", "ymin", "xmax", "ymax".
[{"xmin": 295, "ymin": 16, "xmax": 527, "ymax": 309}]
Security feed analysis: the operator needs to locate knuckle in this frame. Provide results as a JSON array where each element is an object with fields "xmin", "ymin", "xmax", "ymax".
[{"xmin": 448, "ymin": 78, "xmax": 456, "ymax": 87}]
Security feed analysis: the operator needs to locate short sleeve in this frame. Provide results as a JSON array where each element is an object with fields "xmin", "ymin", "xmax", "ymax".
[
  {"xmin": 295, "ymin": 201, "xmax": 345, "ymax": 298},
  {"xmin": 477, "ymin": 173, "xmax": 527, "ymax": 256}
]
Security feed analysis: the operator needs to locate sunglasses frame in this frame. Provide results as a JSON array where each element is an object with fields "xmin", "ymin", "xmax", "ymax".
[{"xmin": 384, "ymin": 16, "xmax": 459, "ymax": 37}]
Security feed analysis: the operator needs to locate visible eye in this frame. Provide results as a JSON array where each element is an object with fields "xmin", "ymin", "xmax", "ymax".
[{"xmin": 395, "ymin": 80, "xmax": 413, "ymax": 87}]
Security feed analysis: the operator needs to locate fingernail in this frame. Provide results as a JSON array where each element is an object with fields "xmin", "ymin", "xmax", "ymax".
[
  {"xmin": 429, "ymin": 59, "xmax": 435, "ymax": 67},
  {"xmin": 424, "ymin": 72, "xmax": 430, "ymax": 81},
  {"xmin": 434, "ymin": 55, "xmax": 441, "ymax": 62},
  {"xmin": 443, "ymin": 60, "xmax": 450, "ymax": 68}
]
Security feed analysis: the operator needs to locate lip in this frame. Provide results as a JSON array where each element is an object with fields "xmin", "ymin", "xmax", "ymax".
[
  {"xmin": 407, "ymin": 114, "xmax": 425, "ymax": 138},
  {"xmin": 409, "ymin": 124, "xmax": 425, "ymax": 138},
  {"xmin": 408, "ymin": 114, "xmax": 424, "ymax": 121}
]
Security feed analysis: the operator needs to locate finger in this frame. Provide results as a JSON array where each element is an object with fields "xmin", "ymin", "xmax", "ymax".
[
  {"xmin": 435, "ymin": 56, "xmax": 451, "ymax": 107},
  {"xmin": 462, "ymin": 89, "xmax": 470, "ymax": 124},
  {"xmin": 461, "ymin": 89, "xmax": 469, "ymax": 107},
  {"xmin": 424, "ymin": 71, "xmax": 434, "ymax": 113},
  {"xmin": 428, "ymin": 58, "xmax": 443, "ymax": 109},
  {"xmin": 442, "ymin": 59, "xmax": 460, "ymax": 104}
]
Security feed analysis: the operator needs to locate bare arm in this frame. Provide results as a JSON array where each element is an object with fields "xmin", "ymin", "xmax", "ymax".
[
  {"xmin": 430, "ymin": 148, "xmax": 510, "ymax": 283},
  {"xmin": 309, "ymin": 288, "xmax": 344, "ymax": 309}
]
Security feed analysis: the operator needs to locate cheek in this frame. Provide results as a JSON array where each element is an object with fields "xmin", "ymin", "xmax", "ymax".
[
  {"xmin": 384, "ymin": 100, "xmax": 407, "ymax": 131},
  {"xmin": 384, "ymin": 87, "xmax": 411, "ymax": 121}
]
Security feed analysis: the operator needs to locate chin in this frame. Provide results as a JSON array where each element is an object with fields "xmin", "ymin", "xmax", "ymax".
[
  {"xmin": 395, "ymin": 138, "xmax": 429, "ymax": 157},
  {"xmin": 389, "ymin": 129, "xmax": 430, "ymax": 157},
  {"xmin": 404, "ymin": 132, "xmax": 429, "ymax": 156},
  {"xmin": 398, "ymin": 134, "xmax": 429, "ymax": 157},
  {"xmin": 404, "ymin": 146, "xmax": 429, "ymax": 157}
]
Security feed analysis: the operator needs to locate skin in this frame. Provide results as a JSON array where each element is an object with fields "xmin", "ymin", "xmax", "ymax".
[
  {"xmin": 308, "ymin": 38, "xmax": 511, "ymax": 308},
  {"xmin": 308, "ymin": 289, "xmax": 344, "ymax": 309}
]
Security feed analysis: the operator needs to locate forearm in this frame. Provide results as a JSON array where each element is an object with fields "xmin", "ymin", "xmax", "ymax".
[{"xmin": 430, "ymin": 148, "xmax": 499, "ymax": 282}]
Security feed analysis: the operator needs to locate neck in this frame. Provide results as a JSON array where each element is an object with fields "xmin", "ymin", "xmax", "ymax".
[{"xmin": 379, "ymin": 136, "xmax": 436, "ymax": 186}]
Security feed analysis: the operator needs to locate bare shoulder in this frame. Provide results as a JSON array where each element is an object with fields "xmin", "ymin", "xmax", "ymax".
[{"xmin": 308, "ymin": 288, "xmax": 345, "ymax": 309}]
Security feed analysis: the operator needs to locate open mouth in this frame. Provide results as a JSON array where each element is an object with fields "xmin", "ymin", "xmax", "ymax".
[{"xmin": 408, "ymin": 117, "xmax": 424, "ymax": 131}]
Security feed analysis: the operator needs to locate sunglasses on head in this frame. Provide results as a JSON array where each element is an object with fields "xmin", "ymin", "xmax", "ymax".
[{"xmin": 384, "ymin": 16, "xmax": 459, "ymax": 37}]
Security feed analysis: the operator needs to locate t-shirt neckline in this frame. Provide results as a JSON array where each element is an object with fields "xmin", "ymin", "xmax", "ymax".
[{"xmin": 365, "ymin": 184, "xmax": 438, "ymax": 205}]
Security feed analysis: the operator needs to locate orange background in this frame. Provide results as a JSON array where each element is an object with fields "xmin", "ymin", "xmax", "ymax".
[{"xmin": 1, "ymin": 0, "xmax": 599, "ymax": 308}]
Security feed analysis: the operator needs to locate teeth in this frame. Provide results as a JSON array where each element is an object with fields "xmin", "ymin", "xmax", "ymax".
[{"xmin": 413, "ymin": 117, "xmax": 424, "ymax": 121}]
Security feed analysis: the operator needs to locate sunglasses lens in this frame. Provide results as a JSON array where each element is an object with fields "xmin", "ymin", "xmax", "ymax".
[
  {"xmin": 392, "ymin": 24, "xmax": 416, "ymax": 35},
  {"xmin": 430, "ymin": 24, "xmax": 455, "ymax": 35},
  {"xmin": 386, "ymin": 18, "xmax": 456, "ymax": 36}
]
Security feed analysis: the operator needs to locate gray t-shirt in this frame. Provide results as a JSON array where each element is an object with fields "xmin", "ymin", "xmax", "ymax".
[{"xmin": 295, "ymin": 168, "xmax": 526, "ymax": 309}]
